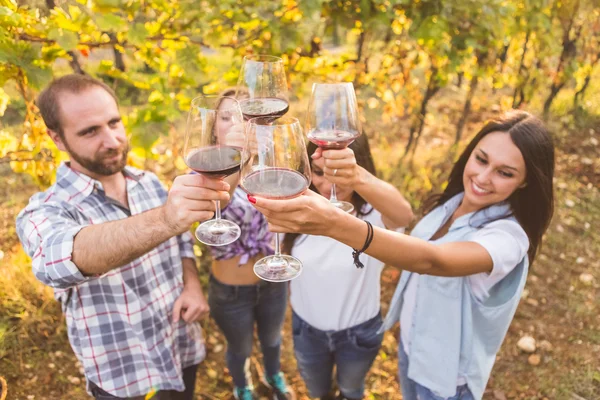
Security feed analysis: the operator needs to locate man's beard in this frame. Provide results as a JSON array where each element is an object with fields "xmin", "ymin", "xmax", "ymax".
[{"xmin": 66, "ymin": 143, "xmax": 130, "ymax": 176}]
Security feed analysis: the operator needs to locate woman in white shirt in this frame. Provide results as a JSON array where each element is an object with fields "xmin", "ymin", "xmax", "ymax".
[
  {"xmin": 248, "ymin": 110, "xmax": 555, "ymax": 400},
  {"xmin": 281, "ymin": 135, "xmax": 413, "ymax": 400}
]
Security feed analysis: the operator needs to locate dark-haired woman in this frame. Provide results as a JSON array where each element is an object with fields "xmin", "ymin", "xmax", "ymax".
[
  {"xmin": 248, "ymin": 110, "xmax": 555, "ymax": 400},
  {"xmin": 282, "ymin": 135, "xmax": 413, "ymax": 400},
  {"xmin": 205, "ymin": 90, "xmax": 295, "ymax": 400}
]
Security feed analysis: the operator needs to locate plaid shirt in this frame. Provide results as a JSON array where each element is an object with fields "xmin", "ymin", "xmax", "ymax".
[{"xmin": 16, "ymin": 163, "xmax": 205, "ymax": 398}]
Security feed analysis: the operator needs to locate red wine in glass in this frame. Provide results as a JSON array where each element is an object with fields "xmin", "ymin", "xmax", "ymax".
[
  {"xmin": 239, "ymin": 116, "xmax": 311, "ymax": 282},
  {"xmin": 306, "ymin": 129, "xmax": 359, "ymax": 150},
  {"xmin": 305, "ymin": 82, "xmax": 362, "ymax": 213},
  {"xmin": 240, "ymin": 98, "xmax": 289, "ymax": 121},
  {"xmin": 242, "ymin": 167, "xmax": 309, "ymax": 199},
  {"xmin": 186, "ymin": 145, "xmax": 241, "ymax": 178},
  {"xmin": 183, "ymin": 95, "xmax": 244, "ymax": 246}
]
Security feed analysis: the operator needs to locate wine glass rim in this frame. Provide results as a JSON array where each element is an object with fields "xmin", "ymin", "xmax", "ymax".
[
  {"xmin": 247, "ymin": 116, "xmax": 300, "ymax": 126},
  {"xmin": 190, "ymin": 95, "xmax": 241, "ymax": 112},
  {"xmin": 243, "ymin": 54, "xmax": 283, "ymax": 63}
]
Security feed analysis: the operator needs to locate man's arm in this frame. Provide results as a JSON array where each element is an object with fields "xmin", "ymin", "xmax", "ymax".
[
  {"xmin": 16, "ymin": 175, "xmax": 230, "ymax": 288},
  {"xmin": 72, "ymin": 174, "xmax": 230, "ymax": 276},
  {"xmin": 172, "ymin": 257, "xmax": 210, "ymax": 323}
]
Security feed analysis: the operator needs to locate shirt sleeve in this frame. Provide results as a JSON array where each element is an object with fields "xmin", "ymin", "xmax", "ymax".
[
  {"xmin": 16, "ymin": 200, "xmax": 92, "ymax": 289},
  {"xmin": 177, "ymin": 231, "xmax": 196, "ymax": 259},
  {"xmin": 467, "ymin": 219, "xmax": 530, "ymax": 301}
]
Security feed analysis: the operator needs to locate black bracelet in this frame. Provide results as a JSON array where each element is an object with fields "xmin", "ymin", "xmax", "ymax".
[{"xmin": 352, "ymin": 220, "xmax": 374, "ymax": 269}]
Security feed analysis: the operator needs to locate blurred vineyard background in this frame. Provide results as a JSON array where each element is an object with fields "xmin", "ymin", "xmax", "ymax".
[{"xmin": 0, "ymin": 0, "xmax": 599, "ymax": 399}]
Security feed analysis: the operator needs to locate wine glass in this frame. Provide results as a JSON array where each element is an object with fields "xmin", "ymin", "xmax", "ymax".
[
  {"xmin": 240, "ymin": 116, "xmax": 311, "ymax": 282},
  {"xmin": 183, "ymin": 95, "xmax": 244, "ymax": 246},
  {"xmin": 236, "ymin": 55, "xmax": 289, "ymax": 122},
  {"xmin": 305, "ymin": 82, "xmax": 362, "ymax": 213}
]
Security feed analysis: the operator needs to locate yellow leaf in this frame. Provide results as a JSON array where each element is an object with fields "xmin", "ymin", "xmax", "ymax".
[
  {"xmin": 367, "ymin": 97, "xmax": 379, "ymax": 109},
  {"xmin": 382, "ymin": 90, "xmax": 394, "ymax": 103},
  {"xmin": 145, "ymin": 388, "xmax": 157, "ymax": 399},
  {"xmin": 174, "ymin": 156, "xmax": 187, "ymax": 171},
  {"xmin": 392, "ymin": 19, "xmax": 403, "ymax": 35}
]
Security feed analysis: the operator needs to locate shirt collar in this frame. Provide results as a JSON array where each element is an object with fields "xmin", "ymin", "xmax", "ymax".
[
  {"xmin": 55, "ymin": 162, "xmax": 145, "ymax": 199},
  {"xmin": 443, "ymin": 192, "xmax": 513, "ymax": 231}
]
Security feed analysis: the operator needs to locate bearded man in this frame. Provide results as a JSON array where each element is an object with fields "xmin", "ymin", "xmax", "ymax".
[{"xmin": 16, "ymin": 74, "xmax": 229, "ymax": 400}]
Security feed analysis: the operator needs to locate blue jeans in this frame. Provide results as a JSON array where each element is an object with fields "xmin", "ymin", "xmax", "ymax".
[
  {"xmin": 398, "ymin": 338, "xmax": 474, "ymax": 400},
  {"xmin": 208, "ymin": 275, "xmax": 287, "ymax": 388},
  {"xmin": 292, "ymin": 310, "xmax": 383, "ymax": 399}
]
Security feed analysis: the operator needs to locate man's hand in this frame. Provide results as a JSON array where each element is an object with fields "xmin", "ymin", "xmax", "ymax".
[
  {"xmin": 172, "ymin": 284, "xmax": 210, "ymax": 323},
  {"xmin": 162, "ymin": 174, "xmax": 231, "ymax": 235}
]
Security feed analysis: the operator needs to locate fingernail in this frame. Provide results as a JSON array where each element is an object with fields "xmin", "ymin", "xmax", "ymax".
[
  {"xmin": 311, "ymin": 153, "xmax": 318, "ymax": 158},
  {"xmin": 247, "ymin": 195, "xmax": 256, "ymax": 204}
]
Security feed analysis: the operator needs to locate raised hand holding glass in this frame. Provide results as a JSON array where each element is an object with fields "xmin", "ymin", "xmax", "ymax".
[{"xmin": 183, "ymin": 95, "xmax": 244, "ymax": 246}]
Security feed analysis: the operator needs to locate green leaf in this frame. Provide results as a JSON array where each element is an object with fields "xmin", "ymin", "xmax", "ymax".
[
  {"xmin": 128, "ymin": 23, "xmax": 148, "ymax": 47},
  {"xmin": 23, "ymin": 64, "xmax": 53, "ymax": 90},
  {"xmin": 48, "ymin": 29, "xmax": 79, "ymax": 52},
  {"xmin": 0, "ymin": 41, "xmax": 38, "ymax": 67},
  {"xmin": 95, "ymin": 14, "xmax": 124, "ymax": 31},
  {"xmin": 0, "ymin": 6, "xmax": 13, "ymax": 16},
  {"xmin": 176, "ymin": 46, "xmax": 205, "ymax": 77},
  {"xmin": 94, "ymin": 0, "xmax": 121, "ymax": 8}
]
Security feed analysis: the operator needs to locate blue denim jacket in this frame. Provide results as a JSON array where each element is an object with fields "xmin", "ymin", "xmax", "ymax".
[{"xmin": 380, "ymin": 193, "xmax": 529, "ymax": 399}]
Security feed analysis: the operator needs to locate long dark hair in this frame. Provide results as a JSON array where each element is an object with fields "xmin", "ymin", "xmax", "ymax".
[
  {"xmin": 424, "ymin": 110, "xmax": 554, "ymax": 263},
  {"xmin": 282, "ymin": 134, "xmax": 377, "ymax": 254}
]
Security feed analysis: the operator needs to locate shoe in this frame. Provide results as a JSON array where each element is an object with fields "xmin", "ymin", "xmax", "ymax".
[
  {"xmin": 264, "ymin": 372, "xmax": 296, "ymax": 400},
  {"xmin": 233, "ymin": 385, "xmax": 256, "ymax": 400}
]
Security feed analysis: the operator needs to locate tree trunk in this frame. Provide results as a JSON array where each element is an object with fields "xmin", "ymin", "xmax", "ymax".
[
  {"xmin": 67, "ymin": 51, "xmax": 86, "ymax": 75},
  {"xmin": 45, "ymin": 0, "xmax": 85, "ymax": 74},
  {"xmin": 108, "ymin": 33, "xmax": 126, "ymax": 72},
  {"xmin": 455, "ymin": 75, "xmax": 479, "ymax": 145},
  {"xmin": 456, "ymin": 72, "xmax": 464, "ymax": 88},
  {"xmin": 493, "ymin": 41, "xmax": 510, "ymax": 93},
  {"xmin": 543, "ymin": 83, "xmax": 565, "ymax": 116},
  {"xmin": 574, "ymin": 52, "xmax": 600, "ymax": 108},
  {"xmin": 512, "ymin": 30, "xmax": 530, "ymax": 107},
  {"xmin": 404, "ymin": 65, "xmax": 440, "ymax": 159},
  {"xmin": 332, "ymin": 17, "xmax": 340, "ymax": 47},
  {"xmin": 356, "ymin": 30, "xmax": 366, "ymax": 63},
  {"xmin": 543, "ymin": 3, "xmax": 581, "ymax": 117}
]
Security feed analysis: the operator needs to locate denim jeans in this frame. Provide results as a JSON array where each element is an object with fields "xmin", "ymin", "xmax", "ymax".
[
  {"xmin": 398, "ymin": 338, "xmax": 474, "ymax": 400},
  {"xmin": 292, "ymin": 310, "xmax": 383, "ymax": 399},
  {"xmin": 208, "ymin": 275, "xmax": 288, "ymax": 388},
  {"xmin": 89, "ymin": 364, "xmax": 198, "ymax": 400}
]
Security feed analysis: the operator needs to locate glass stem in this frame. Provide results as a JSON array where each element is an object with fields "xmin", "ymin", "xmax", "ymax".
[
  {"xmin": 214, "ymin": 200, "xmax": 222, "ymax": 221},
  {"xmin": 274, "ymin": 233, "xmax": 281, "ymax": 257},
  {"xmin": 330, "ymin": 183, "xmax": 339, "ymax": 203}
]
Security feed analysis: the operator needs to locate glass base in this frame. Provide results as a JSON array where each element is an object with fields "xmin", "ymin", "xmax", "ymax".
[
  {"xmin": 330, "ymin": 199, "xmax": 354, "ymax": 213},
  {"xmin": 253, "ymin": 254, "xmax": 302, "ymax": 282},
  {"xmin": 195, "ymin": 219, "xmax": 241, "ymax": 246}
]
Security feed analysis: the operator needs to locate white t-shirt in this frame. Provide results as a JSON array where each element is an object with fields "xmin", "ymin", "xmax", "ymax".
[
  {"xmin": 400, "ymin": 218, "xmax": 529, "ymax": 384},
  {"xmin": 290, "ymin": 206, "xmax": 402, "ymax": 331}
]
